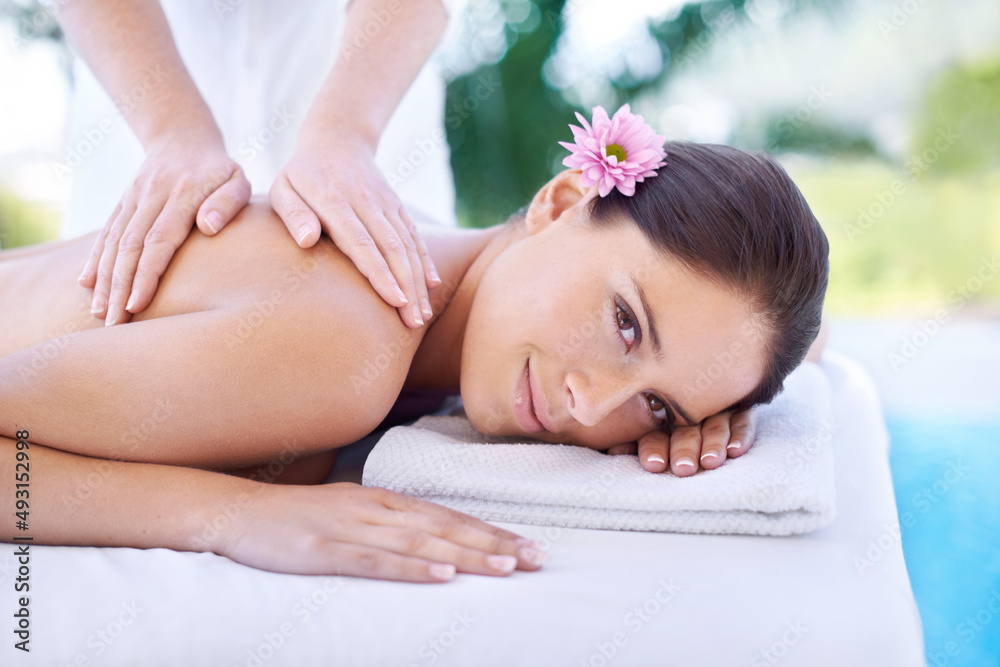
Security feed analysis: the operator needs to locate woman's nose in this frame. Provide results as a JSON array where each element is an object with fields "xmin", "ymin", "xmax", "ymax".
[{"xmin": 564, "ymin": 368, "xmax": 636, "ymax": 427}]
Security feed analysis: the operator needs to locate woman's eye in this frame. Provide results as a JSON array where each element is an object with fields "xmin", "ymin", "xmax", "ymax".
[
  {"xmin": 615, "ymin": 301, "xmax": 667, "ymax": 426},
  {"xmin": 616, "ymin": 304, "xmax": 636, "ymax": 348},
  {"xmin": 647, "ymin": 394, "xmax": 668, "ymax": 422}
]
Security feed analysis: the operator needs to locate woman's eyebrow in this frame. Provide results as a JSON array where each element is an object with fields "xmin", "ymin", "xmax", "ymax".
[
  {"xmin": 631, "ymin": 274, "xmax": 663, "ymax": 358},
  {"xmin": 631, "ymin": 274, "xmax": 696, "ymax": 427},
  {"xmin": 665, "ymin": 395, "xmax": 696, "ymax": 427}
]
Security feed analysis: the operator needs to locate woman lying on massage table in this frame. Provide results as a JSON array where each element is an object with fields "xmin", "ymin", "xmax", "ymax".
[{"xmin": 0, "ymin": 110, "xmax": 829, "ymax": 583}]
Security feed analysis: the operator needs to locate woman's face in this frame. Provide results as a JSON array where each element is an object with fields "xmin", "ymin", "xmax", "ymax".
[{"xmin": 460, "ymin": 170, "xmax": 769, "ymax": 450}]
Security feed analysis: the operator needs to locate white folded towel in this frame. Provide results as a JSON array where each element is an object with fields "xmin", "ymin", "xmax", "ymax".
[{"xmin": 362, "ymin": 362, "xmax": 836, "ymax": 536}]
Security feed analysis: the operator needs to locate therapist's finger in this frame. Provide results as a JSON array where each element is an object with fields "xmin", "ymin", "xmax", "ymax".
[
  {"xmin": 270, "ymin": 173, "xmax": 322, "ymax": 248},
  {"xmin": 92, "ymin": 196, "xmax": 140, "ymax": 319},
  {"xmin": 320, "ymin": 200, "xmax": 422, "ymax": 325},
  {"xmin": 79, "ymin": 201, "xmax": 120, "ymax": 289},
  {"xmin": 726, "ymin": 408, "xmax": 758, "ymax": 458},
  {"xmin": 399, "ymin": 205, "xmax": 441, "ymax": 288},
  {"xmin": 378, "ymin": 201, "xmax": 432, "ymax": 322},
  {"xmin": 103, "ymin": 198, "xmax": 166, "ymax": 326},
  {"xmin": 127, "ymin": 198, "xmax": 202, "ymax": 316},
  {"xmin": 196, "ymin": 165, "xmax": 252, "ymax": 236}
]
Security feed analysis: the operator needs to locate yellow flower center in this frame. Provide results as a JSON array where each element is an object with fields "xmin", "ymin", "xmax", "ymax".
[{"xmin": 605, "ymin": 143, "xmax": 626, "ymax": 162}]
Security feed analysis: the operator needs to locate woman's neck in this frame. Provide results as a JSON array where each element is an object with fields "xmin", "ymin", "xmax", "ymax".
[{"xmin": 403, "ymin": 220, "xmax": 523, "ymax": 393}]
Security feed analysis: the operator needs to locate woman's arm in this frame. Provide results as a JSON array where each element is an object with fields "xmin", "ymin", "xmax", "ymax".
[
  {"xmin": 0, "ymin": 433, "xmax": 543, "ymax": 580},
  {"xmin": 0, "ymin": 285, "xmax": 409, "ymax": 468}
]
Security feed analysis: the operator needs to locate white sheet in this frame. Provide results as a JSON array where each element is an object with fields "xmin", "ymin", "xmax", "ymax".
[{"xmin": 1, "ymin": 351, "xmax": 924, "ymax": 666}]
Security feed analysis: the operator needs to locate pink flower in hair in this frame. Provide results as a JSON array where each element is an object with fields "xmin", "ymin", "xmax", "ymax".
[{"xmin": 558, "ymin": 103, "xmax": 667, "ymax": 197}]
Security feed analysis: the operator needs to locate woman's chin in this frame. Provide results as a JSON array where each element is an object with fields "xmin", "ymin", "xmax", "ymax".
[{"xmin": 460, "ymin": 395, "xmax": 503, "ymax": 436}]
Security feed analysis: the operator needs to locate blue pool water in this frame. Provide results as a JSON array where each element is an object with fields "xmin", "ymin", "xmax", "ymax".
[{"xmin": 886, "ymin": 415, "xmax": 1000, "ymax": 667}]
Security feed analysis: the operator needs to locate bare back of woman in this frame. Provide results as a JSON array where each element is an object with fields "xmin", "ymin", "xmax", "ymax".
[{"xmin": 0, "ymin": 200, "xmax": 463, "ymax": 474}]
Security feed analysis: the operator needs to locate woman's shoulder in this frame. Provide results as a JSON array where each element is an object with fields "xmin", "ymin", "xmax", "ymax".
[{"xmin": 149, "ymin": 201, "xmax": 431, "ymax": 439}]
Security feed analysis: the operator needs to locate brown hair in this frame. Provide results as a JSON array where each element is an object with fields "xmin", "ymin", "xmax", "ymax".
[{"xmin": 585, "ymin": 141, "xmax": 829, "ymax": 412}]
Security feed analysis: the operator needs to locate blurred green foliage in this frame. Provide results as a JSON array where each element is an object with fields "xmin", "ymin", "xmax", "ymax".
[
  {"xmin": 761, "ymin": 115, "xmax": 878, "ymax": 158},
  {"xmin": 447, "ymin": 0, "xmax": 845, "ymax": 228},
  {"xmin": 0, "ymin": 190, "xmax": 61, "ymax": 249},
  {"xmin": 0, "ymin": 0, "xmax": 63, "ymax": 44},
  {"xmin": 911, "ymin": 54, "xmax": 1000, "ymax": 175},
  {"xmin": 790, "ymin": 160, "xmax": 1000, "ymax": 315}
]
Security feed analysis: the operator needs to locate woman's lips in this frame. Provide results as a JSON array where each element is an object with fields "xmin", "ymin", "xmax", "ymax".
[
  {"xmin": 527, "ymin": 359, "xmax": 558, "ymax": 432},
  {"xmin": 513, "ymin": 357, "xmax": 558, "ymax": 434},
  {"xmin": 513, "ymin": 358, "xmax": 545, "ymax": 433}
]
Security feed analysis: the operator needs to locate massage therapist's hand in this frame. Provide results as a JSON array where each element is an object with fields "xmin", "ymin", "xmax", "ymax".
[
  {"xmin": 606, "ymin": 408, "xmax": 758, "ymax": 476},
  {"xmin": 79, "ymin": 130, "xmax": 251, "ymax": 326},
  {"xmin": 218, "ymin": 482, "xmax": 547, "ymax": 582},
  {"xmin": 269, "ymin": 127, "xmax": 441, "ymax": 329}
]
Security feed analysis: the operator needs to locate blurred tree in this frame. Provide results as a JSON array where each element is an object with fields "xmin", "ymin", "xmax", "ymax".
[
  {"xmin": 759, "ymin": 113, "xmax": 877, "ymax": 157},
  {"xmin": 911, "ymin": 54, "xmax": 1000, "ymax": 175},
  {"xmin": 0, "ymin": 0, "xmax": 63, "ymax": 45},
  {"xmin": 0, "ymin": 189, "xmax": 61, "ymax": 249},
  {"xmin": 447, "ymin": 0, "xmax": 847, "ymax": 228}
]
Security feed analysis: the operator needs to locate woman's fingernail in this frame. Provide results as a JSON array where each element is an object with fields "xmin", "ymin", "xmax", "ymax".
[
  {"xmin": 429, "ymin": 269, "xmax": 442, "ymax": 285},
  {"xmin": 515, "ymin": 538, "xmax": 543, "ymax": 549},
  {"xmin": 393, "ymin": 285, "xmax": 408, "ymax": 305},
  {"xmin": 205, "ymin": 211, "xmax": 222, "ymax": 234},
  {"xmin": 700, "ymin": 451, "xmax": 719, "ymax": 462},
  {"xmin": 104, "ymin": 313, "xmax": 118, "ymax": 327},
  {"xmin": 727, "ymin": 440, "xmax": 742, "ymax": 451},
  {"xmin": 91, "ymin": 297, "xmax": 106, "ymax": 315},
  {"xmin": 429, "ymin": 563, "xmax": 456, "ymax": 580},
  {"xmin": 412, "ymin": 305, "xmax": 424, "ymax": 326},
  {"xmin": 675, "ymin": 457, "xmax": 695, "ymax": 469},
  {"xmin": 487, "ymin": 554, "xmax": 518, "ymax": 572},
  {"xmin": 77, "ymin": 271, "xmax": 89, "ymax": 283},
  {"xmin": 126, "ymin": 294, "xmax": 136, "ymax": 311},
  {"xmin": 421, "ymin": 299, "xmax": 433, "ymax": 319},
  {"xmin": 647, "ymin": 453, "xmax": 665, "ymax": 464},
  {"xmin": 518, "ymin": 547, "xmax": 548, "ymax": 566},
  {"xmin": 296, "ymin": 227, "xmax": 311, "ymax": 245}
]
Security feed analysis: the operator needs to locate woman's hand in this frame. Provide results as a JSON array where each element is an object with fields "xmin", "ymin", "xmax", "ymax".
[
  {"xmin": 79, "ymin": 132, "xmax": 251, "ymax": 326},
  {"xmin": 606, "ymin": 408, "xmax": 758, "ymax": 476},
  {"xmin": 269, "ymin": 129, "xmax": 441, "ymax": 329},
  {"xmin": 218, "ymin": 482, "xmax": 547, "ymax": 582}
]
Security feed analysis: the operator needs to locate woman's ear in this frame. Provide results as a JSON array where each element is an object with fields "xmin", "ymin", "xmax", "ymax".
[{"xmin": 524, "ymin": 169, "xmax": 595, "ymax": 235}]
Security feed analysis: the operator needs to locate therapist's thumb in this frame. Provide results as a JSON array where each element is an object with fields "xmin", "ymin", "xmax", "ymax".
[{"xmin": 197, "ymin": 168, "xmax": 252, "ymax": 236}]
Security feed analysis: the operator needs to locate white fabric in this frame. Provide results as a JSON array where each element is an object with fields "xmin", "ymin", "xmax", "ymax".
[
  {"xmin": 0, "ymin": 351, "xmax": 924, "ymax": 666},
  {"xmin": 362, "ymin": 362, "xmax": 836, "ymax": 536},
  {"xmin": 59, "ymin": 0, "xmax": 465, "ymax": 239}
]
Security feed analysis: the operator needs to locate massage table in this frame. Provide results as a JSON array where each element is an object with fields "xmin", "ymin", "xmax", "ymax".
[{"xmin": 1, "ymin": 350, "xmax": 924, "ymax": 666}]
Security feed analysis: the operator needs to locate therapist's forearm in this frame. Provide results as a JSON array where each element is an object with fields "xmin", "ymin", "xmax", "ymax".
[
  {"xmin": 54, "ymin": 0, "xmax": 221, "ymax": 148},
  {"xmin": 301, "ymin": 0, "xmax": 448, "ymax": 147},
  {"xmin": 0, "ymin": 432, "xmax": 251, "ymax": 553}
]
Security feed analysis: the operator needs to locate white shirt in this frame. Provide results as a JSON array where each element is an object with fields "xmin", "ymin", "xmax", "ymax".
[{"xmin": 59, "ymin": 0, "xmax": 462, "ymax": 239}]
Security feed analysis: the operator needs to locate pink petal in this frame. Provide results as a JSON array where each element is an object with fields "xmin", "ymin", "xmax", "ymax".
[
  {"xmin": 592, "ymin": 106, "xmax": 611, "ymax": 128},
  {"xmin": 616, "ymin": 181, "xmax": 635, "ymax": 196}
]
